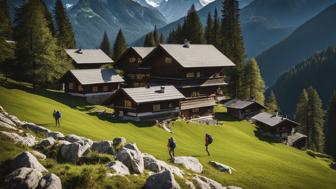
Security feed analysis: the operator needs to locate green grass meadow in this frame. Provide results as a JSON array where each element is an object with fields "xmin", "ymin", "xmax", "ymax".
[{"xmin": 0, "ymin": 78, "xmax": 335, "ymax": 189}]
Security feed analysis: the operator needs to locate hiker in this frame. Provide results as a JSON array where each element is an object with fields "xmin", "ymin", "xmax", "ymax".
[
  {"xmin": 167, "ymin": 137, "xmax": 176, "ymax": 160},
  {"xmin": 53, "ymin": 110, "xmax": 57, "ymax": 126},
  {"xmin": 205, "ymin": 133, "xmax": 213, "ymax": 156},
  {"xmin": 54, "ymin": 110, "xmax": 61, "ymax": 127}
]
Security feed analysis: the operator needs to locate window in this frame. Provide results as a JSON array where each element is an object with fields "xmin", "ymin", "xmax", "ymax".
[
  {"xmin": 103, "ymin": 86, "xmax": 109, "ymax": 92},
  {"xmin": 124, "ymin": 100, "xmax": 132, "ymax": 108},
  {"xmin": 191, "ymin": 91, "xmax": 200, "ymax": 97},
  {"xmin": 196, "ymin": 72, "xmax": 201, "ymax": 78},
  {"xmin": 136, "ymin": 74, "xmax": 145, "ymax": 80},
  {"xmin": 78, "ymin": 85, "xmax": 83, "ymax": 92},
  {"xmin": 192, "ymin": 108, "xmax": 199, "ymax": 113},
  {"xmin": 128, "ymin": 74, "xmax": 135, "ymax": 79},
  {"xmin": 68, "ymin": 82, "xmax": 74, "ymax": 90},
  {"xmin": 137, "ymin": 58, "xmax": 142, "ymax": 63},
  {"xmin": 186, "ymin": 73, "xmax": 195, "ymax": 78},
  {"xmin": 168, "ymin": 103, "xmax": 173, "ymax": 108},
  {"xmin": 92, "ymin": 86, "xmax": 98, "ymax": 92},
  {"xmin": 153, "ymin": 104, "xmax": 161, "ymax": 112},
  {"xmin": 129, "ymin": 57, "xmax": 136, "ymax": 63},
  {"xmin": 165, "ymin": 57, "xmax": 173, "ymax": 64}
]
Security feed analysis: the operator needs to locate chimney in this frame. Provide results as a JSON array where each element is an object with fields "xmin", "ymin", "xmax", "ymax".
[
  {"xmin": 160, "ymin": 86, "xmax": 165, "ymax": 93},
  {"xmin": 75, "ymin": 49, "xmax": 83, "ymax": 54},
  {"xmin": 183, "ymin": 39, "xmax": 190, "ymax": 48}
]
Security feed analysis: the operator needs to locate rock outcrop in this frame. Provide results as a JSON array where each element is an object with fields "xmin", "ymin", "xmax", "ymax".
[
  {"xmin": 105, "ymin": 161, "xmax": 130, "ymax": 176},
  {"xmin": 37, "ymin": 173, "xmax": 62, "ymax": 189},
  {"xmin": 192, "ymin": 175, "xmax": 224, "ymax": 189},
  {"xmin": 11, "ymin": 152, "xmax": 48, "ymax": 173},
  {"xmin": 22, "ymin": 123, "xmax": 51, "ymax": 135},
  {"xmin": 209, "ymin": 161, "xmax": 233, "ymax": 174},
  {"xmin": 116, "ymin": 143, "xmax": 144, "ymax": 174},
  {"xmin": 5, "ymin": 167, "xmax": 43, "ymax": 189},
  {"xmin": 143, "ymin": 153, "xmax": 183, "ymax": 177},
  {"xmin": 144, "ymin": 170, "xmax": 181, "ymax": 189},
  {"xmin": 174, "ymin": 156, "xmax": 203, "ymax": 173},
  {"xmin": 0, "ymin": 131, "xmax": 36, "ymax": 147},
  {"xmin": 64, "ymin": 134, "xmax": 93, "ymax": 146},
  {"xmin": 37, "ymin": 137, "xmax": 56, "ymax": 148},
  {"xmin": 60, "ymin": 142, "xmax": 90, "ymax": 163},
  {"xmin": 91, "ymin": 140, "xmax": 114, "ymax": 154},
  {"xmin": 48, "ymin": 131, "xmax": 64, "ymax": 140}
]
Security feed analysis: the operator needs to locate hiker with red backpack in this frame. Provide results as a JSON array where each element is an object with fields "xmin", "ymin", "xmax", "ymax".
[
  {"xmin": 167, "ymin": 137, "xmax": 176, "ymax": 160},
  {"xmin": 205, "ymin": 133, "xmax": 213, "ymax": 156}
]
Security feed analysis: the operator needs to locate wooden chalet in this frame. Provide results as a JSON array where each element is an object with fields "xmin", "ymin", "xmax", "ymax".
[
  {"xmin": 224, "ymin": 99, "xmax": 266, "ymax": 120},
  {"xmin": 251, "ymin": 112, "xmax": 300, "ymax": 141},
  {"xmin": 65, "ymin": 49, "xmax": 114, "ymax": 69},
  {"xmin": 59, "ymin": 68, "xmax": 124, "ymax": 104},
  {"xmin": 115, "ymin": 47, "xmax": 154, "ymax": 87},
  {"xmin": 287, "ymin": 132, "xmax": 307, "ymax": 149},
  {"xmin": 106, "ymin": 86, "xmax": 185, "ymax": 122},
  {"xmin": 139, "ymin": 43, "xmax": 235, "ymax": 119}
]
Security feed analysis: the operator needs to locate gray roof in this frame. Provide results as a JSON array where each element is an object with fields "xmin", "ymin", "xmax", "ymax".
[
  {"xmin": 65, "ymin": 49, "xmax": 113, "ymax": 64},
  {"xmin": 159, "ymin": 44, "xmax": 235, "ymax": 68},
  {"xmin": 180, "ymin": 98, "xmax": 216, "ymax": 110},
  {"xmin": 251, "ymin": 112, "xmax": 299, "ymax": 127},
  {"xmin": 122, "ymin": 86, "xmax": 185, "ymax": 104},
  {"xmin": 70, "ymin": 69, "xmax": 124, "ymax": 85},
  {"xmin": 224, "ymin": 99, "xmax": 265, "ymax": 109},
  {"xmin": 287, "ymin": 132, "xmax": 307, "ymax": 146},
  {"xmin": 132, "ymin": 47, "xmax": 154, "ymax": 58}
]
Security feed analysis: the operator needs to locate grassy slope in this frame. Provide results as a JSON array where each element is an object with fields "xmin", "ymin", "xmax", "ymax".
[{"xmin": 0, "ymin": 78, "xmax": 335, "ymax": 189}]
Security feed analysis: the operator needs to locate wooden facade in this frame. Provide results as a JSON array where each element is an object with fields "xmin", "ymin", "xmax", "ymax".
[
  {"xmin": 107, "ymin": 86, "xmax": 184, "ymax": 122},
  {"xmin": 115, "ymin": 47, "xmax": 153, "ymax": 87}
]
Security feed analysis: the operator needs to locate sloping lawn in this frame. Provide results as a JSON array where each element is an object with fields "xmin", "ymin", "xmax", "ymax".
[{"xmin": 0, "ymin": 78, "xmax": 335, "ymax": 189}]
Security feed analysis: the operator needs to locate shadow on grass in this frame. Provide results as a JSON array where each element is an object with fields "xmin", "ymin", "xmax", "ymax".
[
  {"xmin": 214, "ymin": 112, "xmax": 239, "ymax": 122},
  {"xmin": 253, "ymin": 129, "xmax": 279, "ymax": 144}
]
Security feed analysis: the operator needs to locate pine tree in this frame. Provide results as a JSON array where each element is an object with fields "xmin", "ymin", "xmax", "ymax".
[
  {"xmin": 153, "ymin": 25, "xmax": 159, "ymax": 45},
  {"xmin": 143, "ymin": 32, "xmax": 156, "ymax": 47},
  {"xmin": 212, "ymin": 8, "xmax": 220, "ymax": 48},
  {"xmin": 306, "ymin": 87, "xmax": 325, "ymax": 152},
  {"xmin": 55, "ymin": 0, "xmax": 76, "ymax": 48},
  {"xmin": 242, "ymin": 58, "xmax": 265, "ymax": 104},
  {"xmin": 221, "ymin": 0, "xmax": 246, "ymax": 98},
  {"xmin": 181, "ymin": 5, "xmax": 205, "ymax": 44},
  {"xmin": 100, "ymin": 31, "xmax": 111, "ymax": 57},
  {"xmin": 0, "ymin": 0, "xmax": 12, "ymax": 39},
  {"xmin": 159, "ymin": 33, "xmax": 164, "ymax": 44},
  {"xmin": 295, "ymin": 89, "xmax": 309, "ymax": 134},
  {"xmin": 325, "ymin": 90, "xmax": 336, "ymax": 157},
  {"xmin": 204, "ymin": 12, "xmax": 213, "ymax": 44},
  {"xmin": 14, "ymin": 0, "xmax": 64, "ymax": 88},
  {"xmin": 39, "ymin": 0, "xmax": 56, "ymax": 36},
  {"xmin": 167, "ymin": 29, "xmax": 176, "ymax": 43},
  {"xmin": 113, "ymin": 29, "xmax": 127, "ymax": 60},
  {"xmin": 0, "ymin": 37, "xmax": 15, "ymax": 79},
  {"xmin": 267, "ymin": 91, "xmax": 279, "ymax": 113}
]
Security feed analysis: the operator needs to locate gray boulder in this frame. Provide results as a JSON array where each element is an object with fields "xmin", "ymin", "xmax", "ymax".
[
  {"xmin": 0, "ymin": 120, "xmax": 17, "ymax": 130},
  {"xmin": 5, "ymin": 167, "xmax": 43, "ymax": 189},
  {"xmin": 48, "ymin": 131, "xmax": 64, "ymax": 140},
  {"xmin": 174, "ymin": 156, "xmax": 203, "ymax": 173},
  {"xmin": 60, "ymin": 142, "xmax": 90, "ymax": 163},
  {"xmin": 192, "ymin": 175, "xmax": 225, "ymax": 189},
  {"xmin": 143, "ymin": 153, "xmax": 183, "ymax": 177},
  {"xmin": 0, "ymin": 131, "xmax": 35, "ymax": 147},
  {"xmin": 116, "ymin": 143, "xmax": 144, "ymax": 174},
  {"xmin": 145, "ymin": 170, "xmax": 181, "ymax": 189},
  {"xmin": 105, "ymin": 161, "xmax": 130, "ymax": 176},
  {"xmin": 91, "ymin": 140, "xmax": 114, "ymax": 154},
  {"xmin": 37, "ymin": 173, "xmax": 62, "ymax": 189},
  {"xmin": 56, "ymin": 140, "xmax": 71, "ymax": 146},
  {"xmin": 37, "ymin": 137, "xmax": 56, "ymax": 148},
  {"xmin": 185, "ymin": 180, "xmax": 196, "ymax": 189},
  {"xmin": 0, "ymin": 112, "xmax": 16, "ymax": 126},
  {"xmin": 22, "ymin": 123, "xmax": 51, "ymax": 135},
  {"xmin": 65, "ymin": 134, "xmax": 93, "ymax": 146},
  {"xmin": 7, "ymin": 114, "xmax": 24, "ymax": 126},
  {"xmin": 11, "ymin": 152, "xmax": 48, "ymax": 173},
  {"xmin": 209, "ymin": 161, "xmax": 233, "ymax": 174},
  {"xmin": 31, "ymin": 151, "xmax": 47, "ymax": 160}
]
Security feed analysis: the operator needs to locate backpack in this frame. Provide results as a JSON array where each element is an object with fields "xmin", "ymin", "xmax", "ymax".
[
  {"xmin": 207, "ymin": 135, "xmax": 213, "ymax": 144},
  {"xmin": 169, "ymin": 139, "xmax": 176, "ymax": 149}
]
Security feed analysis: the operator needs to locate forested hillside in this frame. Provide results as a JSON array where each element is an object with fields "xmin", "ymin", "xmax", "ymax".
[
  {"xmin": 257, "ymin": 3, "xmax": 336, "ymax": 86},
  {"xmin": 269, "ymin": 46, "xmax": 336, "ymax": 117}
]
